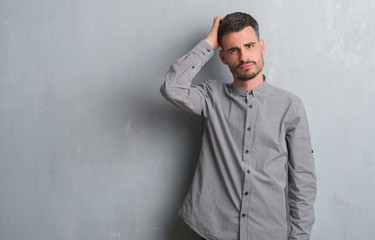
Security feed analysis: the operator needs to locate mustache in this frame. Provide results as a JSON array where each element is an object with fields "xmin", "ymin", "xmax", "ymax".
[{"xmin": 236, "ymin": 61, "xmax": 256, "ymax": 69}]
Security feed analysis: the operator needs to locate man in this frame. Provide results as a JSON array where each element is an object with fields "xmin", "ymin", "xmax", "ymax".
[{"xmin": 160, "ymin": 12, "xmax": 316, "ymax": 240}]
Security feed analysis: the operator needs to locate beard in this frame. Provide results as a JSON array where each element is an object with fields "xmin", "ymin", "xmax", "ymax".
[
  {"xmin": 236, "ymin": 67, "xmax": 261, "ymax": 81},
  {"xmin": 230, "ymin": 55, "xmax": 264, "ymax": 81}
]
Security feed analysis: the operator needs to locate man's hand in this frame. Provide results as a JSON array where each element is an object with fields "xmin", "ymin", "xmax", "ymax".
[{"xmin": 204, "ymin": 16, "xmax": 223, "ymax": 50}]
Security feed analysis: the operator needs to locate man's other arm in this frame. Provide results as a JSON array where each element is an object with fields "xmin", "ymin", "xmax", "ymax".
[{"xmin": 286, "ymin": 98, "xmax": 317, "ymax": 240}]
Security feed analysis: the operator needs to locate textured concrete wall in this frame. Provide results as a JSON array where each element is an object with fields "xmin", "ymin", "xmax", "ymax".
[{"xmin": 1, "ymin": 0, "xmax": 374, "ymax": 239}]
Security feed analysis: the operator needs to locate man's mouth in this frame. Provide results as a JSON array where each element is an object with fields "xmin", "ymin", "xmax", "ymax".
[{"xmin": 238, "ymin": 61, "xmax": 256, "ymax": 70}]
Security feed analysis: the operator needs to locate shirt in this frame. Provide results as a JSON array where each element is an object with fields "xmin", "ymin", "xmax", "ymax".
[{"xmin": 160, "ymin": 40, "xmax": 316, "ymax": 240}]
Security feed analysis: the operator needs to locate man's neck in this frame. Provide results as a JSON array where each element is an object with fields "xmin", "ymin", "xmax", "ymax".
[{"xmin": 233, "ymin": 72, "xmax": 264, "ymax": 90}]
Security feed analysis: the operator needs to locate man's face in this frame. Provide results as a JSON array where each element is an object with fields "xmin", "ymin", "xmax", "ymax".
[{"xmin": 219, "ymin": 26, "xmax": 265, "ymax": 82}]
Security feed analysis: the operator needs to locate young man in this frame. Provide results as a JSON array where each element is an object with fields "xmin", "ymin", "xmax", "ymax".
[{"xmin": 160, "ymin": 12, "xmax": 316, "ymax": 240}]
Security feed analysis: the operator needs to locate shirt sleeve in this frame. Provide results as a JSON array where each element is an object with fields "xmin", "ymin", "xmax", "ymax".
[
  {"xmin": 285, "ymin": 98, "xmax": 317, "ymax": 240},
  {"xmin": 160, "ymin": 40, "xmax": 215, "ymax": 115}
]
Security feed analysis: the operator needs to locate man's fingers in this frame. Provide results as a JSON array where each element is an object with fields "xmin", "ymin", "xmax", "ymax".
[
  {"xmin": 204, "ymin": 16, "xmax": 224, "ymax": 50},
  {"xmin": 213, "ymin": 16, "xmax": 223, "ymax": 25}
]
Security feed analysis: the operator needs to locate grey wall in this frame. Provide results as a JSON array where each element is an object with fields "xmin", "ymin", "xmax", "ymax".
[{"xmin": 1, "ymin": 0, "xmax": 374, "ymax": 239}]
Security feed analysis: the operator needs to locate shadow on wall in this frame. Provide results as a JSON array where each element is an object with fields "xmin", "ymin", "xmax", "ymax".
[
  {"xmin": 104, "ymin": 32, "xmax": 213, "ymax": 240},
  {"xmin": 123, "ymin": 90, "xmax": 204, "ymax": 240},
  {"xmin": 154, "ymin": 103, "xmax": 204, "ymax": 240}
]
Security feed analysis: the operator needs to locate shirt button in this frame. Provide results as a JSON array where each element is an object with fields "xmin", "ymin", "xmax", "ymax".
[
  {"xmin": 242, "ymin": 214, "xmax": 246, "ymax": 218},
  {"xmin": 244, "ymin": 192, "xmax": 249, "ymax": 196},
  {"xmin": 206, "ymin": 48, "xmax": 211, "ymax": 52},
  {"xmin": 192, "ymin": 65, "xmax": 195, "ymax": 69},
  {"xmin": 249, "ymin": 104, "xmax": 253, "ymax": 108},
  {"xmin": 247, "ymin": 169, "xmax": 250, "ymax": 174},
  {"xmin": 245, "ymin": 150, "xmax": 249, "ymax": 154},
  {"xmin": 247, "ymin": 127, "xmax": 251, "ymax": 131}
]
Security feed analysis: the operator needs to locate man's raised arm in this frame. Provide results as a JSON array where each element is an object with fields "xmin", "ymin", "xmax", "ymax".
[{"xmin": 160, "ymin": 17, "xmax": 222, "ymax": 115}]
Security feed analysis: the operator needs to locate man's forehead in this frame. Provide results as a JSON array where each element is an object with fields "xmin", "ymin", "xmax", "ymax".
[
  {"xmin": 221, "ymin": 26, "xmax": 258, "ymax": 48},
  {"xmin": 223, "ymin": 26, "xmax": 257, "ymax": 40}
]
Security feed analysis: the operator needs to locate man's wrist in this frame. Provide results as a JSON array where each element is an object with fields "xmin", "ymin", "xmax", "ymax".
[
  {"xmin": 202, "ymin": 39, "xmax": 214, "ymax": 51},
  {"xmin": 204, "ymin": 38, "xmax": 214, "ymax": 48}
]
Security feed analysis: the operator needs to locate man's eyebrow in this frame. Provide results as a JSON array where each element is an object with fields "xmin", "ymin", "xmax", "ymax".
[
  {"xmin": 227, "ymin": 46, "xmax": 240, "ymax": 52},
  {"xmin": 227, "ymin": 42, "xmax": 257, "ymax": 52},
  {"xmin": 245, "ymin": 42, "xmax": 256, "ymax": 46}
]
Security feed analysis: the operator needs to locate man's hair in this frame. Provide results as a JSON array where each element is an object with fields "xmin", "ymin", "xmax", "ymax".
[{"xmin": 218, "ymin": 12, "xmax": 260, "ymax": 48}]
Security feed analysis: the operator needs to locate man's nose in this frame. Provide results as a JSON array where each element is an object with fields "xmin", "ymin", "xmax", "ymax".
[{"xmin": 240, "ymin": 50, "xmax": 248, "ymax": 62}]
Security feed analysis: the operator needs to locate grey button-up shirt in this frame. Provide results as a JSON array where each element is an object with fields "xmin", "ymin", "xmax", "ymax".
[{"xmin": 160, "ymin": 40, "xmax": 316, "ymax": 240}]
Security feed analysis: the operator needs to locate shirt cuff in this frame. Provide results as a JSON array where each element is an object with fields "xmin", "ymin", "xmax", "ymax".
[{"xmin": 191, "ymin": 40, "xmax": 215, "ymax": 66}]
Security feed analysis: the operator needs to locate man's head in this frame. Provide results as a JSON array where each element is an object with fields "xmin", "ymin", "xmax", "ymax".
[
  {"xmin": 218, "ymin": 12, "xmax": 265, "ymax": 83},
  {"xmin": 218, "ymin": 12, "xmax": 260, "ymax": 49}
]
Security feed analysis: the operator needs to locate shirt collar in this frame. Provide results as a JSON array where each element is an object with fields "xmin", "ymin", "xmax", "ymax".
[{"xmin": 230, "ymin": 75, "xmax": 268, "ymax": 97}]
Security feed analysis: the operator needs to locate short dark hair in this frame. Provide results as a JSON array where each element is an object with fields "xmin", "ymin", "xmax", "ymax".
[{"xmin": 218, "ymin": 12, "xmax": 260, "ymax": 48}]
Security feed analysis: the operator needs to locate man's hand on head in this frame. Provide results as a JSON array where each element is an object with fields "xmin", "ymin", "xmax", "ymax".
[{"xmin": 204, "ymin": 16, "xmax": 223, "ymax": 50}]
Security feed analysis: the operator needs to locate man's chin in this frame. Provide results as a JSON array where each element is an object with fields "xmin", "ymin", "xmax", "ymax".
[
  {"xmin": 237, "ymin": 74, "xmax": 257, "ymax": 81},
  {"xmin": 236, "ymin": 70, "xmax": 262, "ymax": 81}
]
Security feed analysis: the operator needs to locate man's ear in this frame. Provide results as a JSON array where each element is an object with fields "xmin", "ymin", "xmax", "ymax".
[
  {"xmin": 259, "ymin": 39, "xmax": 265, "ymax": 55},
  {"xmin": 219, "ymin": 49, "xmax": 227, "ymax": 65}
]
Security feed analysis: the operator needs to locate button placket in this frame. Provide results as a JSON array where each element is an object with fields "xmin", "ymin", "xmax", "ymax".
[{"xmin": 239, "ymin": 95, "xmax": 255, "ymax": 239}]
